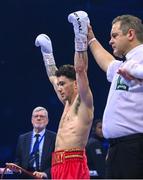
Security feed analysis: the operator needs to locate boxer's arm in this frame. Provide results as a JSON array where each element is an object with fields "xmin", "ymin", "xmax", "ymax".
[
  {"xmin": 74, "ymin": 51, "xmax": 93, "ymax": 109},
  {"xmin": 35, "ymin": 34, "xmax": 63, "ymax": 101},
  {"xmin": 35, "ymin": 34, "xmax": 58, "ymax": 85},
  {"xmin": 68, "ymin": 11, "xmax": 93, "ymax": 109}
]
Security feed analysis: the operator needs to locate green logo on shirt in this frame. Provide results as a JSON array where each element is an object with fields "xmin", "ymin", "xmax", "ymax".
[{"xmin": 116, "ymin": 76, "xmax": 129, "ymax": 91}]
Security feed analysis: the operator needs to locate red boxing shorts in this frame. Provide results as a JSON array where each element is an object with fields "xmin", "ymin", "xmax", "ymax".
[{"xmin": 51, "ymin": 148, "xmax": 90, "ymax": 179}]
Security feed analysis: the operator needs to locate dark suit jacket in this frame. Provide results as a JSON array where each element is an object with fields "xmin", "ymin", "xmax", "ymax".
[
  {"xmin": 15, "ymin": 129, "xmax": 56, "ymax": 179},
  {"xmin": 86, "ymin": 136, "xmax": 107, "ymax": 179}
]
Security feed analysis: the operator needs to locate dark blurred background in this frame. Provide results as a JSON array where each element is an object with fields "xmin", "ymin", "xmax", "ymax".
[{"xmin": 0, "ymin": 0, "xmax": 143, "ymax": 166}]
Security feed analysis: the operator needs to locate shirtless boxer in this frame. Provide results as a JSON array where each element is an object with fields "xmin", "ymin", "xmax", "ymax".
[{"xmin": 35, "ymin": 11, "xmax": 94, "ymax": 179}]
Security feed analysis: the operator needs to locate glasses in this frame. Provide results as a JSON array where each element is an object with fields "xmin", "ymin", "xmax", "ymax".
[{"xmin": 32, "ymin": 115, "xmax": 46, "ymax": 119}]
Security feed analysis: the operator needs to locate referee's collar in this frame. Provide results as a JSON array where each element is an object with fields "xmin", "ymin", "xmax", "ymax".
[{"xmin": 126, "ymin": 44, "xmax": 143, "ymax": 61}]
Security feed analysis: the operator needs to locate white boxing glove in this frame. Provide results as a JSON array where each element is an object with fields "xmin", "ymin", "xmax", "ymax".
[
  {"xmin": 35, "ymin": 34, "xmax": 53, "ymax": 54},
  {"xmin": 68, "ymin": 11, "xmax": 90, "ymax": 51},
  {"xmin": 35, "ymin": 34, "xmax": 55, "ymax": 65},
  {"xmin": 68, "ymin": 11, "xmax": 90, "ymax": 36}
]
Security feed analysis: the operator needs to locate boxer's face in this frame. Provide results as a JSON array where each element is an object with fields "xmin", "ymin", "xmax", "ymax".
[{"xmin": 57, "ymin": 76, "xmax": 76, "ymax": 103}]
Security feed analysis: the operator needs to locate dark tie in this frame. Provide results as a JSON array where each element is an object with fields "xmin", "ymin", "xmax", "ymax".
[
  {"xmin": 29, "ymin": 134, "xmax": 40, "ymax": 171},
  {"xmin": 123, "ymin": 56, "xmax": 127, "ymax": 62},
  {"xmin": 34, "ymin": 134, "xmax": 40, "ymax": 171}
]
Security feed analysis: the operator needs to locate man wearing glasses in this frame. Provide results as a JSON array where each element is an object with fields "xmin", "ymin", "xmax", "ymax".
[{"xmin": 6, "ymin": 106, "xmax": 56, "ymax": 179}]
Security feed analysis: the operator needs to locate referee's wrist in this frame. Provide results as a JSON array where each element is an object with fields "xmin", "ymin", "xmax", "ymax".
[{"xmin": 88, "ymin": 37, "xmax": 96, "ymax": 46}]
